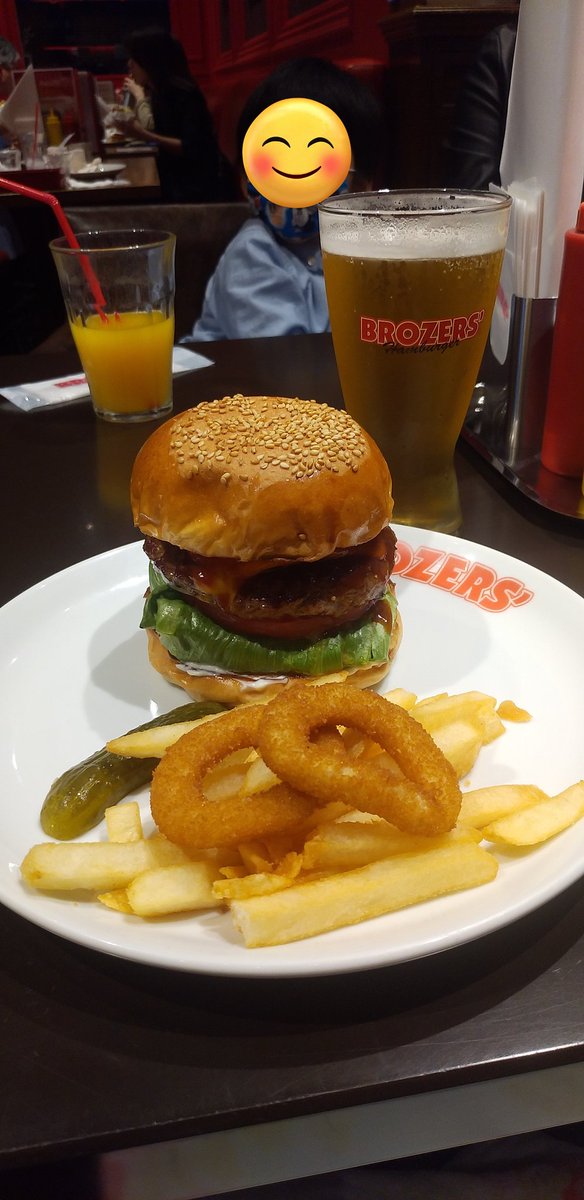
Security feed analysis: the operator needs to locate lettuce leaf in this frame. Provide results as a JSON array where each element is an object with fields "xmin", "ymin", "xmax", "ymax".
[{"xmin": 141, "ymin": 563, "xmax": 396, "ymax": 677}]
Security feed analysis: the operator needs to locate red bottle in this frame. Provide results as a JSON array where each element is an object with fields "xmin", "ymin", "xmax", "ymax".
[{"xmin": 541, "ymin": 204, "xmax": 584, "ymax": 477}]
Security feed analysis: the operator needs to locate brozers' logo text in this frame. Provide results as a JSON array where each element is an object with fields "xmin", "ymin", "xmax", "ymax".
[
  {"xmin": 394, "ymin": 542, "xmax": 534, "ymax": 612},
  {"xmin": 360, "ymin": 311, "xmax": 485, "ymax": 351}
]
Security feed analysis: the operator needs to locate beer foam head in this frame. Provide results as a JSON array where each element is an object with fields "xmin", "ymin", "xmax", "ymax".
[{"xmin": 319, "ymin": 190, "xmax": 511, "ymax": 260}]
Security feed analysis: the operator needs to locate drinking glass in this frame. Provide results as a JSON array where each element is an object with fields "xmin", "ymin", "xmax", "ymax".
[
  {"xmin": 320, "ymin": 190, "xmax": 511, "ymax": 532},
  {"xmin": 0, "ymin": 148, "xmax": 21, "ymax": 170},
  {"xmin": 51, "ymin": 229, "xmax": 176, "ymax": 423}
]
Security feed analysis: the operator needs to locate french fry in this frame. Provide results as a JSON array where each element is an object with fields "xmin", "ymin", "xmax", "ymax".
[
  {"xmin": 497, "ymin": 700, "xmax": 531, "ymax": 723},
  {"xmin": 364, "ymin": 750, "xmax": 402, "ymax": 778},
  {"xmin": 237, "ymin": 840, "xmax": 273, "ymax": 873},
  {"xmin": 218, "ymin": 865, "xmax": 247, "ymax": 880},
  {"xmin": 302, "ymin": 801, "xmax": 352, "ymax": 829},
  {"xmin": 262, "ymin": 832, "xmax": 305, "ymax": 862},
  {"xmin": 98, "ymin": 888, "xmax": 133, "ymax": 913},
  {"xmin": 105, "ymin": 801, "xmax": 143, "ymax": 843},
  {"xmin": 213, "ymin": 862, "xmax": 301, "ymax": 902},
  {"xmin": 234, "ymin": 833, "xmax": 303, "ymax": 873},
  {"xmin": 301, "ymin": 822, "xmax": 481, "ymax": 872},
  {"xmin": 413, "ymin": 692, "xmax": 504, "ymax": 744},
  {"xmin": 107, "ymin": 711, "xmax": 225, "ymax": 758},
  {"xmin": 126, "ymin": 861, "xmax": 221, "ymax": 916},
  {"xmin": 204, "ymin": 754, "xmax": 251, "ymax": 802},
  {"xmin": 340, "ymin": 730, "xmax": 382, "ymax": 760},
  {"xmin": 412, "ymin": 691, "xmax": 497, "ymax": 730},
  {"xmin": 409, "ymin": 691, "xmax": 505, "ymax": 774},
  {"xmin": 483, "ymin": 782, "xmax": 584, "ymax": 846},
  {"xmin": 20, "ymin": 837, "xmax": 190, "ymax": 892},
  {"xmin": 335, "ymin": 809, "xmax": 385, "ymax": 824},
  {"xmin": 430, "ymin": 719, "xmax": 485, "ymax": 779},
  {"xmin": 381, "ymin": 688, "xmax": 418, "ymax": 710},
  {"xmin": 475, "ymin": 707, "xmax": 506, "ymax": 745},
  {"xmin": 241, "ymin": 754, "xmax": 280, "ymax": 796},
  {"xmin": 231, "ymin": 842, "xmax": 498, "ymax": 947},
  {"xmin": 458, "ymin": 784, "xmax": 548, "ymax": 828}
]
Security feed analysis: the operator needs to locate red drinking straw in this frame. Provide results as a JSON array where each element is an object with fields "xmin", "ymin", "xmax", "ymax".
[{"xmin": 0, "ymin": 174, "xmax": 108, "ymax": 319}]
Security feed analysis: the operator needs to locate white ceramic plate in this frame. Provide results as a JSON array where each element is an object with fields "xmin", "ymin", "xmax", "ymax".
[
  {"xmin": 69, "ymin": 163, "xmax": 126, "ymax": 182},
  {"xmin": 1, "ymin": 531, "xmax": 583, "ymax": 978}
]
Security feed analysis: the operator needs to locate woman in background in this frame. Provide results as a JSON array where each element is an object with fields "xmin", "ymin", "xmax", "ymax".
[
  {"xmin": 117, "ymin": 28, "xmax": 231, "ymax": 202},
  {"xmin": 121, "ymin": 72, "xmax": 154, "ymax": 132}
]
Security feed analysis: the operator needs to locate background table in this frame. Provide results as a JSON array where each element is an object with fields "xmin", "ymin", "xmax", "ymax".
[{"xmin": 1, "ymin": 334, "xmax": 583, "ymax": 1200}]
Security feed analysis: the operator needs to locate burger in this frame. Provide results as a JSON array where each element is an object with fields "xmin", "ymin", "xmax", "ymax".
[{"xmin": 130, "ymin": 394, "xmax": 401, "ymax": 704}]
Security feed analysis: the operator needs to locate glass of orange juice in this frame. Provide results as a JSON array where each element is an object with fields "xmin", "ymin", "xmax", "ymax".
[{"xmin": 50, "ymin": 230, "xmax": 176, "ymax": 422}]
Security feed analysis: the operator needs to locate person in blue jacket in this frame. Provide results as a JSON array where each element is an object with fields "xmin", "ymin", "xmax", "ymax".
[{"xmin": 184, "ymin": 57, "xmax": 382, "ymax": 342}]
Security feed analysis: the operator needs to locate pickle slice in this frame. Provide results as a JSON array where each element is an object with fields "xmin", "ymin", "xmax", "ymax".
[{"xmin": 40, "ymin": 700, "xmax": 225, "ymax": 841}]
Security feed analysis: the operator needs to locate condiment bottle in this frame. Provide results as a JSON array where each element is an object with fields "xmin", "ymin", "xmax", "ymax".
[
  {"xmin": 541, "ymin": 203, "xmax": 584, "ymax": 477},
  {"xmin": 45, "ymin": 109, "xmax": 63, "ymax": 147},
  {"xmin": 61, "ymin": 110, "xmax": 77, "ymax": 140}
]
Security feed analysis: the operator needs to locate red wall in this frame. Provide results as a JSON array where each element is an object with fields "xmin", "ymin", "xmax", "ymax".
[
  {"xmin": 170, "ymin": 0, "xmax": 389, "ymax": 165},
  {"xmin": 1, "ymin": 0, "xmax": 388, "ymax": 78},
  {"xmin": 171, "ymin": 0, "xmax": 389, "ymax": 91},
  {"xmin": 0, "ymin": 0, "xmax": 24, "ymax": 64}
]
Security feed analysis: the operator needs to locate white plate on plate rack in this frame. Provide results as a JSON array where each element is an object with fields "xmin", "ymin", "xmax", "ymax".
[
  {"xmin": 69, "ymin": 162, "xmax": 127, "ymax": 183},
  {"xmin": 0, "ymin": 528, "xmax": 583, "ymax": 978}
]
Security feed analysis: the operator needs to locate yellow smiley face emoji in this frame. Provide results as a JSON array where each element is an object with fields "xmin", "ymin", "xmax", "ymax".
[{"xmin": 242, "ymin": 97, "xmax": 352, "ymax": 208}]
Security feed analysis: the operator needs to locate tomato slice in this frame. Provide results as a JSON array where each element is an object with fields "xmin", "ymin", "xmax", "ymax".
[{"xmin": 191, "ymin": 593, "xmax": 394, "ymax": 641}]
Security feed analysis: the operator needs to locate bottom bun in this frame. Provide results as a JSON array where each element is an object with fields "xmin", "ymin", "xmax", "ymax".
[{"xmin": 146, "ymin": 611, "xmax": 402, "ymax": 705}]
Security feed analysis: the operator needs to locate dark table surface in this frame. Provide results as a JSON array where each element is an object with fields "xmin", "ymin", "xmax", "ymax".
[
  {"xmin": 1, "ymin": 334, "xmax": 584, "ymax": 1185},
  {"xmin": 0, "ymin": 183, "xmax": 161, "ymax": 210}
]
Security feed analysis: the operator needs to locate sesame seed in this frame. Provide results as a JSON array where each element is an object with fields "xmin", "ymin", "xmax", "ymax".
[{"xmin": 168, "ymin": 395, "xmax": 370, "ymax": 483}]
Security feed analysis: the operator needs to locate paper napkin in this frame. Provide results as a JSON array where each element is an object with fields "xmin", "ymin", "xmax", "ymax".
[{"xmin": 0, "ymin": 346, "xmax": 213, "ymax": 413}]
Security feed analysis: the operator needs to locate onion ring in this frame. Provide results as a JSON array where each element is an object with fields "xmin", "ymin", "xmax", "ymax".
[
  {"xmin": 150, "ymin": 705, "xmax": 315, "ymax": 851},
  {"xmin": 259, "ymin": 683, "xmax": 461, "ymax": 835}
]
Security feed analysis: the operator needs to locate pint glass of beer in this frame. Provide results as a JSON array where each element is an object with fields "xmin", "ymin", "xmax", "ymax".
[{"xmin": 320, "ymin": 191, "xmax": 511, "ymax": 532}]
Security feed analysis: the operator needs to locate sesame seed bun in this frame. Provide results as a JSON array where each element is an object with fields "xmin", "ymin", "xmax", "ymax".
[{"xmin": 130, "ymin": 394, "xmax": 393, "ymax": 561}]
